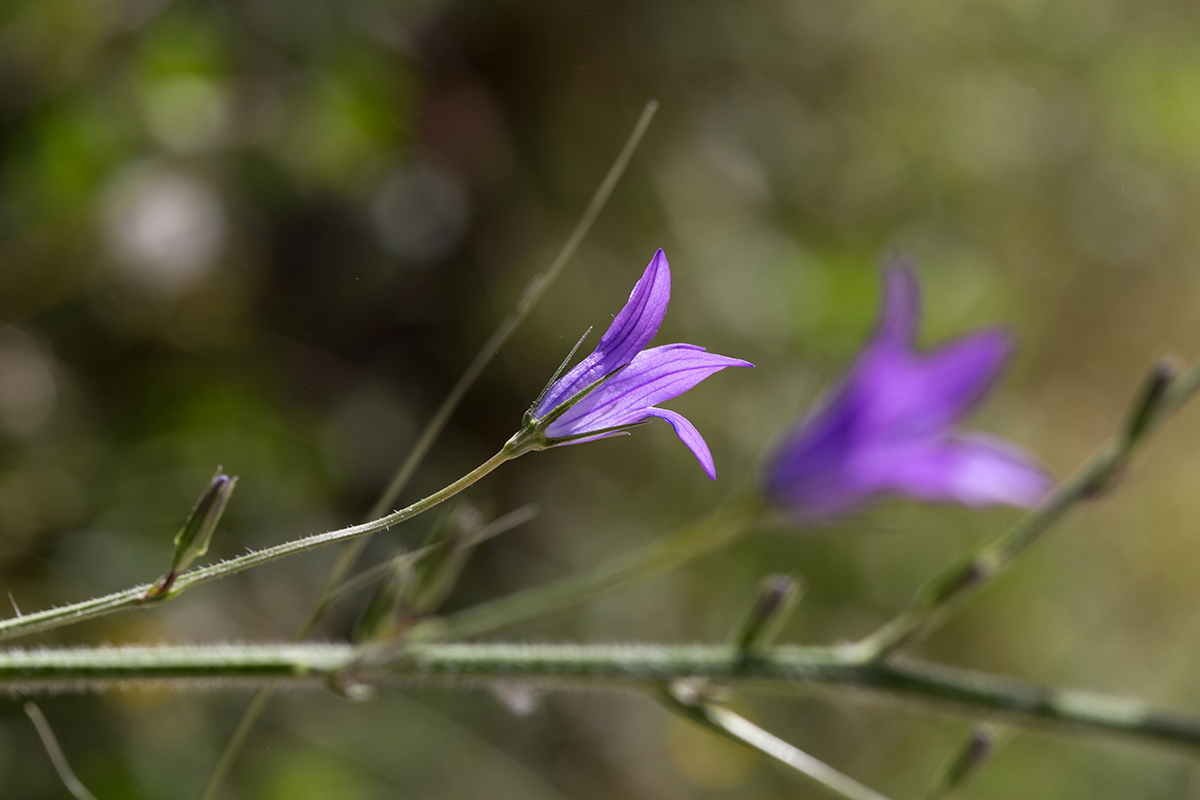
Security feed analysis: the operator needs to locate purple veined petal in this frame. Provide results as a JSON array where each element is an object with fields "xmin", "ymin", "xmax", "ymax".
[
  {"xmin": 875, "ymin": 256, "xmax": 922, "ymax": 349},
  {"xmin": 535, "ymin": 250, "xmax": 671, "ymax": 416},
  {"xmin": 855, "ymin": 328, "xmax": 1013, "ymax": 436},
  {"xmin": 855, "ymin": 432, "xmax": 1054, "ymax": 509},
  {"xmin": 645, "ymin": 407, "xmax": 716, "ymax": 479},
  {"xmin": 544, "ymin": 344, "xmax": 753, "ymax": 437}
]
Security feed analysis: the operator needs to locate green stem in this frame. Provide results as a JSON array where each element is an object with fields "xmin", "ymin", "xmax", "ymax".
[
  {"xmin": 662, "ymin": 683, "xmax": 894, "ymax": 800},
  {"xmin": 408, "ymin": 495, "xmax": 766, "ymax": 642},
  {"xmin": 4, "ymin": 641, "xmax": 1200, "ymax": 753},
  {"xmin": 852, "ymin": 357, "xmax": 1200, "ymax": 661},
  {"xmin": 0, "ymin": 446, "xmax": 525, "ymax": 642}
]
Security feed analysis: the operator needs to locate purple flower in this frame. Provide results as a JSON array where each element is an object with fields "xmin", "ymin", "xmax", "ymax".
[
  {"xmin": 765, "ymin": 258, "xmax": 1052, "ymax": 520},
  {"xmin": 524, "ymin": 249, "xmax": 753, "ymax": 479}
]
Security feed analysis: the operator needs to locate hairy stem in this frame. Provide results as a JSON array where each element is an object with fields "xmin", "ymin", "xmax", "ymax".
[
  {"xmin": 852, "ymin": 357, "xmax": 1200, "ymax": 660},
  {"xmin": 0, "ymin": 447, "xmax": 523, "ymax": 642},
  {"xmin": 4, "ymin": 642, "xmax": 1200, "ymax": 754}
]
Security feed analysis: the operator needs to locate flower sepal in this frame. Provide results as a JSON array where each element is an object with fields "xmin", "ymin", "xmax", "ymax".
[{"xmin": 506, "ymin": 368, "xmax": 647, "ymax": 455}]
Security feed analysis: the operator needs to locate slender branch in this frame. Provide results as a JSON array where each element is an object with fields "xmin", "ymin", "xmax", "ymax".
[
  {"xmin": 0, "ymin": 447, "xmax": 522, "ymax": 642},
  {"xmin": 24, "ymin": 702, "xmax": 99, "ymax": 800},
  {"xmin": 852, "ymin": 357, "xmax": 1200, "ymax": 660},
  {"xmin": 662, "ymin": 682, "xmax": 895, "ymax": 800},
  {"xmin": 366, "ymin": 98, "xmax": 659, "ymax": 525},
  {"xmin": 407, "ymin": 495, "xmax": 765, "ymax": 642},
  {"xmin": 4, "ymin": 642, "xmax": 1200, "ymax": 754}
]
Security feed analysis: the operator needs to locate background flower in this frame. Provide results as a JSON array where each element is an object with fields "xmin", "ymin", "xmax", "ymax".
[{"xmin": 767, "ymin": 259, "xmax": 1053, "ymax": 519}]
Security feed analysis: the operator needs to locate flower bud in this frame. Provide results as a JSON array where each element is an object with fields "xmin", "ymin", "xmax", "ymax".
[
  {"xmin": 353, "ymin": 550, "xmax": 417, "ymax": 642},
  {"xmin": 1124, "ymin": 357, "xmax": 1180, "ymax": 445},
  {"xmin": 145, "ymin": 469, "xmax": 237, "ymax": 599},
  {"xmin": 733, "ymin": 574, "xmax": 802, "ymax": 657},
  {"xmin": 928, "ymin": 724, "xmax": 998, "ymax": 800}
]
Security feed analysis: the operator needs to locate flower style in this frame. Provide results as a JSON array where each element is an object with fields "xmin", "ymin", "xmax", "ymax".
[
  {"xmin": 523, "ymin": 249, "xmax": 753, "ymax": 479},
  {"xmin": 765, "ymin": 258, "xmax": 1052, "ymax": 520}
]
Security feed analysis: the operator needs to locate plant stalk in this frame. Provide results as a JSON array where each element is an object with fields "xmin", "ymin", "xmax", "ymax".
[{"xmin": 4, "ymin": 641, "xmax": 1200, "ymax": 754}]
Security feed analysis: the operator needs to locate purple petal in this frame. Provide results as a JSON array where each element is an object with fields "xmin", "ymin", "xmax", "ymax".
[
  {"xmin": 856, "ymin": 328, "xmax": 1012, "ymax": 436},
  {"xmin": 645, "ymin": 407, "xmax": 716, "ymax": 479},
  {"xmin": 545, "ymin": 344, "xmax": 753, "ymax": 437},
  {"xmin": 764, "ymin": 387, "xmax": 869, "ymax": 518},
  {"xmin": 857, "ymin": 433, "xmax": 1053, "ymax": 509},
  {"xmin": 875, "ymin": 257, "xmax": 921, "ymax": 348},
  {"xmin": 536, "ymin": 250, "xmax": 671, "ymax": 416}
]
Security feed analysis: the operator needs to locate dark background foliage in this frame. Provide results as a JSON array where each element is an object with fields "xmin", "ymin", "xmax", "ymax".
[{"xmin": 3, "ymin": 0, "xmax": 1200, "ymax": 797}]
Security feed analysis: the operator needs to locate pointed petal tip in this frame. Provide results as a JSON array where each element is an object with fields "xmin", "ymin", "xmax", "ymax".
[
  {"xmin": 645, "ymin": 248, "xmax": 671, "ymax": 285},
  {"xmin": 877, "ymin": 255, "xmax": 923, "ymax": 347}
]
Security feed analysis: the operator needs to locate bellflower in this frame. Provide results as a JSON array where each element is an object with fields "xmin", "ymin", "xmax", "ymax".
[
  {"xmin": 766, "ymin": 258, "xmax": 1052, "ymax": 520},
  {"xmin": 521, "ymin": 249, "xmax": 753, "ymax": 479}
]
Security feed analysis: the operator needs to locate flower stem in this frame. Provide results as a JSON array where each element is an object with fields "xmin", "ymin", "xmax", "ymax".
[
  {"xmin": 4, "ymin": 641, "xmax": 1200, "ymax": 753},
  {"xmin": 851, "ymin": 356, "xmax": 1200, "ymax": 661},
  {"xmin": 407, "ymin": 494, "xmax": 766, "ymax": 642},
  {"xmin": 0, "ymin": 446, "xmax": 523, "ymax": 642}
]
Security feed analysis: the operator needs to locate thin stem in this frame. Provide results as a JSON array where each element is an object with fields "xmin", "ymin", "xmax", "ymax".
[
  {"xmin": 852, "ymin": 356, "xmax": 1200, "ymax": 661},
  {"xmin": 0, "ymin": 448, "xmax": 520, "ymax": 642},
  {"xmin": 407, "ymin": 496, "xmax": 765, "ymax": 642},
  {"xmin": 5, "ymin": 642, "xmax": 1200, "ymax": 754},
  {"xmin": 369, "ymin": 98, "xmax": 658, "ymax": 525},
  {"xmin": 199, "ymin": 102, "xmax": 659, "ymax": 798},
  {"xmin": 24, "ymin": 702, "xmax": 99, "ymax": 800},
  {"xmin": 662, "ymin": 684, "xmax": 894, "ymax": 800},
  {"xmin": 199, "ymin": 688, "xmax": 273, "ymax": 800}
]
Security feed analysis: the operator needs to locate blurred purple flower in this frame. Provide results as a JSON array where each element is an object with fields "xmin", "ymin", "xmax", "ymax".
[
  {"xmin": 766, "ymin": 258, "xmax": 1052, "ymax": 519},
  {"xmin": 528, "ymin": 249, "xmax": 753, "ymax": 479}
]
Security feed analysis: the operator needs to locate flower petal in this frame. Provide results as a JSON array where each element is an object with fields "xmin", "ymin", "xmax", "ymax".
[
  {"xmin": 545, "ymin": 344, "xmax": 753, "ymax": 437},
  {"xmin": 858, "ymin": 433, "xmax": 1053, "ymax": 509},
  {"xmin": 857, "ymin": 328, "xmax": 1012, "ymax": 436},
  {"xmin": 535, "ymin": 249, "xmax": 671, "ymax": 416},
  {"xmin": 764, "ymin": 393, "xmax": 873, "ymax": 519},
  {"xmin": 645, "ymin": 407, "xmax": 716, "ymax": 479}
]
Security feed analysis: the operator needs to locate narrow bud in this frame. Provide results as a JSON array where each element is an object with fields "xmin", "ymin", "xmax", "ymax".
[
  {"xmin": 927, "ymin": 724, "xmax": 998, "ymax": 800},
  {"xmin": 355, "ymin": 504, "xmax": 537, "ymax": 641},
  {"xmin": 145, "ymin": 469, "xmax": 237, "ymax": 600},
  {"xmin": 403, "ymin": 504, "xmax": 484, "ymax": 618},
  {"xmin": 353, "ymin": 550, "xmax": 416, "ymax": 642},
  {"xmin": 1125, "ymin": 357, "xmax": 1180, "ymax": 445},
  {"xmin": 733, "ymin": 574, "xmax": 802, "ymax": 657}
]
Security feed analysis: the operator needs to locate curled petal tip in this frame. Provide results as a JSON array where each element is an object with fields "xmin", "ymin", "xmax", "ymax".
[{"xmin": 647, "ymin": 408, "xmax": 716, "ymax": 479}]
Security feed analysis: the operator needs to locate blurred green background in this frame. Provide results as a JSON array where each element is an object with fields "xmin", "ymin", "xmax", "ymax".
[{"xmin": 4, "ymin": 0, "xmax": 1200, "ymax": 797}]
